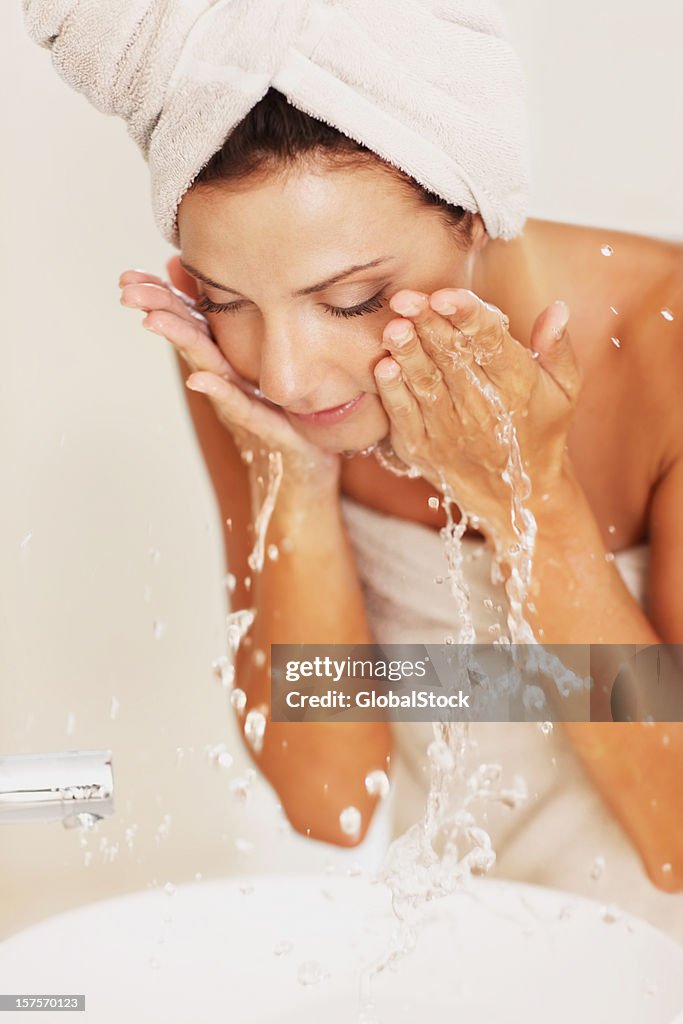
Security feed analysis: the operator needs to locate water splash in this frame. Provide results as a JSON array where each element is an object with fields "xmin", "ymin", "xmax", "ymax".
[
  {"xmin": 364, "ymin": 770, "xmax": 390, "ymax": 798},
  {"xmin": 247, "ymin": 452, "xmax": 284, "ymax": 572},
  {"xmin": 339, "ymin": 805, "xmax": 362, "ymax": 840},
  {"xmin": 244, "ymin": 708, "xmax": 267, "ymax": 754}
]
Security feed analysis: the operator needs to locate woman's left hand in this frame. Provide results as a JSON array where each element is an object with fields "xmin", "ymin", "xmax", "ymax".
[{"xmin": 374, "ymin": 288, "xmax": 584, "ymax": 543}]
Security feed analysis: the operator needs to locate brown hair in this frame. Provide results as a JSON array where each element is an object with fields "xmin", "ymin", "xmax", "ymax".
[{"xmin": 191, "ymin": 87, "xmax": 475, "ymax": 248}]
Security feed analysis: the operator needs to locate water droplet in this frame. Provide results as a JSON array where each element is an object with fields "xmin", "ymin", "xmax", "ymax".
[
  {"xmin": 252, "ymin": 648, "xmax": 267, "ymax": 668},
  {"xmin": 110, "ymin": 696, "xmax": 120, "ymax": 721},
  {"xmin": 590, "ymin": 855, "xmax": 606, "ymax": 880},
  {"xmin": 225, "ymin": 517, "xmax": 233, "ymax": 532},
  {"xmin": 607, "ymin": 524, "xmax": 616, "ymax": 534},
  {"xmin": 230, "ymin": 688, "xmax": 247, "ymax": 713},
  {"xmin": 234, "ymin": 837, "xmax": 254, "ymax": 854},
  {"xmin": 267, "ymin": 543, "xmax": 279, "ymax": 561},
  {"xmin": 223, "ymin": 572, "xmax": 237, "ymax": 593},
  {"xmin": 601, "ymin": 903, "xmax": 620, "ymax": 923},
  {"xmin": 244, "ymin": 708, "xmax": 267, "ymax": 754},
  {"xmin": 539, "ymin": 721, "xmax": 554, "ymax": 736},
  {"xmin": 163, "ymin": 882, "xmax": 176, "ymax": 896},
  {"xmin": 230, "ymin": 771, "xmax": 255, "ymax": 802},
  {"xmin": 339, "ymin": 805, "xmax": 362, "ymax": 839},
  {"xmin": 662, "ymin": 734, "xmax": 670, "ymax": 747},
  {"xmin": 662, "ymin": 862, "xmax": 673, "ymax": 874},
  {"xmin": 364, "ymin": 769, "xmax": 390, "ymax": 798},
  {"xmin": 244, "ymin": 576, "xmax": 252, "ymax": 591},
  {"xmin": 601, "ymin": 245, "xmax": 614, "ymax": 257},
  {"xmin": 273, "ymin": 939, "xmax": 293, "ymax": 957},
  {"xmin": 610, "ymin": 337, "xmax": 621, "ymax": 349},
  {"xmin": 434, "ymin": 575, "xmax": 444, "ymax": 584},
  {"xmin": 483, "ymin": 598, "xmax": 494, "ymax": 610},
  {"xmin": 153, "ymin": 619, "xmax": 166, "ymax": 640},
  {"xmin": 609, "ymin": 306, "xmax": 619, "ymax": 315},
  {"xmin": 297, "ymin": 960, "xmax": 324, "ymax": 987},
  {"xmin": 66, "ymin": 711, "xmax": 76, "ymax": 735},
  {"xmin": 149, "ymin": 956, "xmax": 162, "ymax": 970},
  {"xmin": 242, "ymin": 449, "xmax": 254, "ymax": 464},
  {"xmin": 156, "ymin": 815, "xmax": 172, "ymax": 842},
  {"xmin": 149, "ymin": 547, "xmax": 161, "ymax": 564},
  {"xmin": 428, "ymin": 496, "xmax": 440, "ymax": 510},
  {"xmin": 143, "ymin": 583, "xmax": 152, "ymax": 604},
  {"xmin": 604, "ymin": 552, "xmax": 615, "ymax": 563},
  {"xmin": 660, "ymin": 308, "xmax": 675, "ymax": 322}
]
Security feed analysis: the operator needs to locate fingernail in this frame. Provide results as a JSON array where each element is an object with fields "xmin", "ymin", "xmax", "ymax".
[
  {"xmin": 549, "ymin": 300, "xmax": 570, "ymax": 340},
  {"xmin": 392, "ymin": 293, "xmax": 427, "ymax": 317},
  {"xmin": 186, "ymin": 378, "xmax": 212, "ymax": 394},
  {"xmin": 388, "ymin": 322, "xmax": 413, "ymax": 344},
  {"xmin": 378, "ymin": 359, "xmax": 401, "ymax": 380}
]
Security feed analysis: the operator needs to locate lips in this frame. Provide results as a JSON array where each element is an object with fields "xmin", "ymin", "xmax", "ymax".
[{"xmin": 288, "ymin": 392, "xmax": 366, "ymax": 425}]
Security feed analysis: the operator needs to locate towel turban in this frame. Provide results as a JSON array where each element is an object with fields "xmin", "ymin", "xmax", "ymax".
[{"xmin": 23, "ymin": 0, "xmax": 531, "ymax": 246}]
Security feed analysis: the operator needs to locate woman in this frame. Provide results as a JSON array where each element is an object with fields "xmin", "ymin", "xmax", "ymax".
[{"xmin": 27, "ymin": 0, "xmax": 683, "ymax": 938}]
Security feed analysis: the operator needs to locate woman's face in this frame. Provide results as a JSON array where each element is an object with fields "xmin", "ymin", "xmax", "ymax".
[{"xmin": 177, "ymin": 161, "xmax": 485, "ymax": 453}]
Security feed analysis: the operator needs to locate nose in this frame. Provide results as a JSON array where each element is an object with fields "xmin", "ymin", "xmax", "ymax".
[{"xmin": 256, "ymin": 323, "xmax": 320, "ymax": 410}]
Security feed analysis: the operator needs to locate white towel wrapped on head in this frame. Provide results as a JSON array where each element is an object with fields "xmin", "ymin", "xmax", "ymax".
[{"xmin": 24, "ymin": 0, "xmax": 531, "ymax": 246}]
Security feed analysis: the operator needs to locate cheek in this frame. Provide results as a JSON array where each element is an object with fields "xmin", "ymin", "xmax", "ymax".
[{"xmin": 211, "ymin": 324, "xmax": 260, "ymax": 380}]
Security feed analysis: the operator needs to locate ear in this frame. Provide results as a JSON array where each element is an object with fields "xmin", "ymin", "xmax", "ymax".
[
  {"xmin": 167, "ymin": 255, "xmax": 200, "ymax": 301},
  {"xmin": 470, "ymin": 212, "xmax": 489, "ymax": 252}
]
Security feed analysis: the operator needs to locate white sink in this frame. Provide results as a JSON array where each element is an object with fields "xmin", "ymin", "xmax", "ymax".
[{"xmin": 1, "ymin": 873, "xmax": 682, "ymax": 1023}]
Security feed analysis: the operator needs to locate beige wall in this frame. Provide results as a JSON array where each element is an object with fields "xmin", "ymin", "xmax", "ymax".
[{"xmin": 2, "ymin": 0, "xmax": 682, "ymax": 938}]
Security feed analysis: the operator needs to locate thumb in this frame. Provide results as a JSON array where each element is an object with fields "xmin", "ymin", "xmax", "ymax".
[{"xmin": 530, "ymin": 300, "xmax": 582, "ymax": 402}]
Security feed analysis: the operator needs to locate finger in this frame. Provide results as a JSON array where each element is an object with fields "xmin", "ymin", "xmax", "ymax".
[
  {"xmin": 383, "ymin": 319, "xmax": 451, "ymax": 401},
  {"xmin": 120, "ymin": 281, "xmax": 205, "ymax": 324},
  {"xmin": 428, "ymin": 289, "xmax": 534, "ymax": 391},
  {"xmin": 186, "ymin": 372, "xmax": 299, "ymax": 451},
  {"xmin": 530, "ymin": 302, "xmax": 582, "ymax": 405},
  {"xmin": 119, "ymin": 268, "xmax": 167, "ymax": 288},
  {"xmin": 383, "ymin": 318, "xmax": 455, "ymax": 438},
  {"xmin": 389, "ymin": 290, "xmax": 505, "ymax": 432},
  {"xmin": 141, "ymin": 309, "xmax": 234, "ymax": 378},
  {"xmin": 374, "ymin": 357, "xmax": 426, "ymax": 459}
]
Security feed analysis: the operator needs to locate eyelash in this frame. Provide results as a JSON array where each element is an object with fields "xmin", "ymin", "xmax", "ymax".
[{"xmin": 195, "ymin": 291, "xmax": 387, "ymax": 319}]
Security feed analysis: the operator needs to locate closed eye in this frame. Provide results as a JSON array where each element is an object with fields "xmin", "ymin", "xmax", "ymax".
[{"xmin": 195, "ymin": 291, "xmax": 387, "ymax": 319}]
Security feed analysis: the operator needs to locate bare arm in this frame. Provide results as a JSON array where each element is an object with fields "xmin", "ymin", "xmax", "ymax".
[{"xmin": 515, "ymin": 455, "xmax": 683, "ymax": 892}]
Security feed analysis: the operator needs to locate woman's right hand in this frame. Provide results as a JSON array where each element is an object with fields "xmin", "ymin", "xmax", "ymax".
[{"xmin": 118, "ymin": 257, "xmax": 341, "ymax": 491}]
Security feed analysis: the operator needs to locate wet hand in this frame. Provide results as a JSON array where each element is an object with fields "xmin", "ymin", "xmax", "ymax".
[{"xmin": 374, "ymin": 288, "xmax": 583, "ymax": 540}]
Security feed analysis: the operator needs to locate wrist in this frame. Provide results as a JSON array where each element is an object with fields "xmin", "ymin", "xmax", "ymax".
[{"xmin": 248, "ymin": 454, "xmax": 340, "ymax": 527}]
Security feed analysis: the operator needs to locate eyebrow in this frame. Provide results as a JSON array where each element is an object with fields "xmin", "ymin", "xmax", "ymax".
[{"xmin": 179, "ymin": 256, "xmax": 398, "ymax": 298}]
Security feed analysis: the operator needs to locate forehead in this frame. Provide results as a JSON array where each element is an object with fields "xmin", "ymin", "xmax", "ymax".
[{"xmin": 178, "ymin": 162, "xmax": 419, "ymax": 251}]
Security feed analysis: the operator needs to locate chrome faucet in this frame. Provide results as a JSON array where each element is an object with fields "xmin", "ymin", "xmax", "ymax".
[{"xmin": 0, "ymin": 751, "xmax": 114, "ymax": 828}]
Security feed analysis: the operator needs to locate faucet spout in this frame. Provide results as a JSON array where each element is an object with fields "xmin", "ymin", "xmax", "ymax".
[{"xmin": 0, "ymin": 751, "xmax": 114, "ymax": 827}]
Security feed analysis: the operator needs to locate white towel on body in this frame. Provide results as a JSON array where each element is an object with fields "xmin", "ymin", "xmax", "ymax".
[
  {"xmin": 340, "ymin": 494, "xmax": 683, "ymax": 946},
  {"xmin": 23, "ymin": 0, "xmax": 531, "ymax": 245}
]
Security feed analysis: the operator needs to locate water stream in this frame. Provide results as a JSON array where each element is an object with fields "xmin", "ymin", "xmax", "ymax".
[{"xmin": 219, "ymin": 368, "xmax": 588, "ymax": 1020}]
